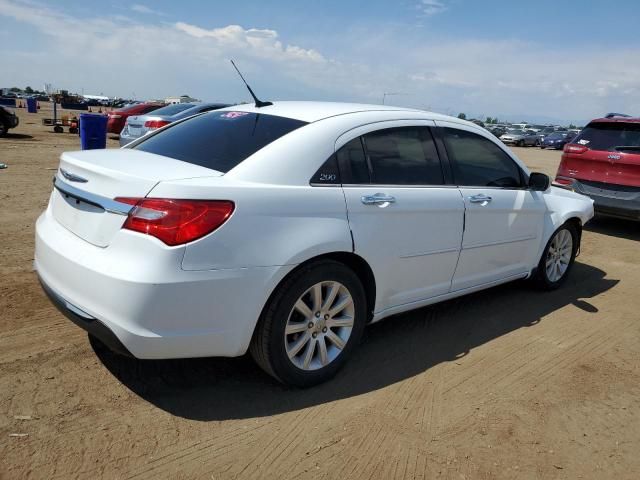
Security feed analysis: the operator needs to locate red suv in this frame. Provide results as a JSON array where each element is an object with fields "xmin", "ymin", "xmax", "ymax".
[
  {"xmin": 107, "ymin": 103, "xmax": 164, "ymax": 134},
  {"xmin": 554, "ymin": 114, "xmax": 640, "ymax": 221}
]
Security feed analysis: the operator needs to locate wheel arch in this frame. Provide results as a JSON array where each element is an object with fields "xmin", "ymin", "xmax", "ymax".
[{"xmin": 257, "ymin": 251, "xmax": 377, "ymax": 332}]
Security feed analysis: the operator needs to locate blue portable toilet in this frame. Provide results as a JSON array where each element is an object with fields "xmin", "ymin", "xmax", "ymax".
[
  {"xmin": 26, "ymin": 97, "xmax": 37, "ymax": 113},
  {"xmin": 79, "ymin": 114, "xmax": 108, "ymax": 150}
]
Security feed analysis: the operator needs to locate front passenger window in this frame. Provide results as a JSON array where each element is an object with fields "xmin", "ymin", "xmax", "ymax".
[{"xmin": 443, "ymin": 128, "xmax": 523, "ymax": 188}]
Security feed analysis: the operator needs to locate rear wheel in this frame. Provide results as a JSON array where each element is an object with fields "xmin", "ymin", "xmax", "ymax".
[
  {"xmin": 0, "ymin": 122, "xmax": 7, "ymax": 137},
  {"xmin": 250, "ymin": 260, "xmax": 367, "ymax": 387},
  {"xmin": 534, "ymin": 224, "xmax": 578, "ymax": 290}
]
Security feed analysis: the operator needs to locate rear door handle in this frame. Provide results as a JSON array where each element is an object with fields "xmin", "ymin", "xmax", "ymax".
[
  {"xmin": 468, "ymin": 194, "xmax": 492, "ymax": 204},
  {"xmin": 361, "ymin": 193, "xmax": 396, "ymax": 205}
]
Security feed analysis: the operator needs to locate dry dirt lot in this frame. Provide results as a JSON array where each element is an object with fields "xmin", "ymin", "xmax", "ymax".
[{"xmin": 1, "ymin": 105, "xmax": 639, "ymax": 479}]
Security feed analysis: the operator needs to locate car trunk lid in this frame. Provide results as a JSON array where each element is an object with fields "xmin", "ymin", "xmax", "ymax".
[{"xmin": 51, "ymin": 149, "xmax": 222, "ymax": 247}]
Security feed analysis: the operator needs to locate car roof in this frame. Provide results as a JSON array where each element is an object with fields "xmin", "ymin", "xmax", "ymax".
[
  {"xmin": 218, "ymin": 101, "xmax": 454, "ymax": 123},
  {"xmin": 589, "ymin": 116, "xmax": 640, "ymax": 124}
]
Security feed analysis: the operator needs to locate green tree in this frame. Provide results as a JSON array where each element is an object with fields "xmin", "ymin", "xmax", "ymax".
[
  {"xmin": 9, "ymin": 87, "xmax": 21, "ymax": 92},
  {"xmin": 485, "ymin": 117, "xmax": 493, "ymax": 124},
  {"xmin": 25, "ymin": 86, "xmax": 34, "ymax": 94},
  {"xmin": 457, "ymin": 113, "xmax": 466, "ymax": 120}
]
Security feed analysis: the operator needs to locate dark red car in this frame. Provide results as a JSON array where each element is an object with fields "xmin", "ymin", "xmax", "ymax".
[
  {"xmin": 107, "ymin": 103, "xmax": 164, "ymax": 134},
  {"xmin": 554, "ymin": 115, "xmax": 640, "ymax": 221}
]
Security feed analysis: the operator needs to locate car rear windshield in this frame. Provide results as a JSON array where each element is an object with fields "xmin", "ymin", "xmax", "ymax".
[
  {"xmin": 133, "ymin": 111, "xmax": 308, "ymax": 173},
  {"xmin": 574, "ymin": 122, "xmax": 640, "ymax": 151},
  {"xmin": 147, "ymin": 103, "xmax": 195, "ymax": 116}
]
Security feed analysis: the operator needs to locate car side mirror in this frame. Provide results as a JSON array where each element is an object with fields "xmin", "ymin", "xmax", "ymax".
[{"xmin": 528, "ymin": 172, "xmax": 550, "ymax": 191}]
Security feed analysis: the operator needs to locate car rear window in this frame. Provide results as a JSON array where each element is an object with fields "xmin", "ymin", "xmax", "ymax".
[
  {"xmin": 133, "ymin": 111, "xmax": 307, "ymax": 173},
  {"xmin": 148, "ymin": 103, "xmax": 195, "ymax": 116},
  {"xmin": 574, "ymin": 122, "xmax": 640, "ymax": 151}
]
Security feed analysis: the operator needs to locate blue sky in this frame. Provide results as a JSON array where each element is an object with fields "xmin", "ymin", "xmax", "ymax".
[{"xmin": 2, "ymin": 0, "xmax": 639, "ymax": 123}]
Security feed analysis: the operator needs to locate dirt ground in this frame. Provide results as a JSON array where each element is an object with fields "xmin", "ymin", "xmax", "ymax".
[{"xmin": 1, "ymin": 104, "xmax": 639, "ymax": 480}]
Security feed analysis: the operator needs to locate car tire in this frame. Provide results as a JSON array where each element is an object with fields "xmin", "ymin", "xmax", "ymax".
[
  {"xmin": 533, "ymin": 223, "xmax": 578, "ymax": 290},
  {"xmin": 250, "ymin": 259, "xmax": 367, "ymax": 387},
  {"xmin": 0, "ymin": 122, "xmax": 7, "ymax": 137},
  {"xmin": 517, "ymin": 140, "xmax": 524, "ymax": 147}
]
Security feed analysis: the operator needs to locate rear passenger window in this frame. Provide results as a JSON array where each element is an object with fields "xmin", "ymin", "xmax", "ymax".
[
  {"xmin": 442, "ymin": 128, "xmax": 523, "ymax": 188},
  {"xmin": 363, "ymin": 127, "xmax": 443, "ymax": 185}
]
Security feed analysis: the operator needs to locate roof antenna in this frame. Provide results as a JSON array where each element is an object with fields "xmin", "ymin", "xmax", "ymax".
[{"xmin": 230, "ymin": 59, "xmax": 273, "ymax": 108}]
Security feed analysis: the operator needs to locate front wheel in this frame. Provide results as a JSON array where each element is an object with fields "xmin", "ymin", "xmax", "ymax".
[
  {"xmin": 534, "ymin": 224, "xmax": 578, "ymax": 290},
  {"xmin": 250, "ymin": 260, "xmax": 367, "ymax": 387},
  {"xmin": 0, "ymin": 122, "xmax": 7, "ymax": 137}
]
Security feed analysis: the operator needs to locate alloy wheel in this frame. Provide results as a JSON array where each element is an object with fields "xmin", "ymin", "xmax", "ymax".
[
  {"xmin": 284, "ymin": 281, "xmax": 355, "ymax": 371},
  {"xmin": 545, "ymin": 229, "xmax": 573, "ymax": 282}
]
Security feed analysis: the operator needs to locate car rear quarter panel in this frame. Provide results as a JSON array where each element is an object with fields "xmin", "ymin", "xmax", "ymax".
[{"xmin": 147, "ymin": 178, "xmax": 353, "ymax": 271}]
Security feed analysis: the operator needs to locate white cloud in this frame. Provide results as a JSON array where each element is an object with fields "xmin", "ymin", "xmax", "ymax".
[
  {"xmin": 131, "ymin": 4, "xmax": 164, "ymax": 16},
  {"xmin": 1, "ymin": 0, "xmax": 639, "ymax": 122},
  {"xmin": 417, "ymin": 0, "xmax": 447, "ymax": 16},
  {"xmin": 174, "ymin": 22, "xmax": 326, "ymax": 63}
]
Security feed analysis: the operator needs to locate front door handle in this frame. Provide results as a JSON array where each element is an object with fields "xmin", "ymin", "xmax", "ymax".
[
  {"xmin": 469, "ymin": 194, "xmax": 492, "ymax": 204},
  {"xmin": 361, "ymin": 193, "xmax": 396, "ymax": 205}
]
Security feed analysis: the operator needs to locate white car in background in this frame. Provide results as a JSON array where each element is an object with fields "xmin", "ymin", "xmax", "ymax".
[{"xmin": 35, "ymin": 102, "xmax": 594, "ymax": 386}]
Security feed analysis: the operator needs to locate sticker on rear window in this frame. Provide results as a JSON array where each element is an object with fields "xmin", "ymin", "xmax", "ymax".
[
  {"xmin": 577, "ymin": 139, "xmax": 590, "ymax": 145},
  {"xmin": 220, "ymin": 111, "xmax": 250, "ymax": 119}
]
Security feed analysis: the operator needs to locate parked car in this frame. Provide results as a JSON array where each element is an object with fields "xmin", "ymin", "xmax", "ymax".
[
  {"xmin": 500, "ymin": 129, "xmax": 540, "ymax": 146},
  {"xmin": 119, "ymin": 102, "xmax": 229, "ymax": 146},
  {"xmin": 106, "ymin": 102, "xmax": 164, "ymax": 134},
  {"xmin": 537, "ymin": 127, "xmax": 559, "ymax": 142},
  {"xmin": 554, "ymin": 115, "xmax": 640, "ymax": 221},
  {"xmin": 486, "ymin": 126, "xmax": 507, "ymax": 138},
  {"xmin": 541, "ymin": 131, "xmax": 574, "ymax": 150},
  {"xmin": 0, "ymin": 105, "xmax": 19, "ymax": 136},
  {"xmin": 35, "ymin": 102, "xmax": 594, "ymax": 386}
]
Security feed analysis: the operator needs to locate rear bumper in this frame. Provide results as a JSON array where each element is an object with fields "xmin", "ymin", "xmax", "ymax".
[
  {"xmin": 555, "ymin": 177, "xmax": 640, "ymax": 221},
  {"xmin": 118, "ymin": 131, "xmax": 138, "ymax": 147},
  {"xmin": 38, "ymin": 275, "xmax": 133, "ymax": 356},
  {"xmin": 35, "ymin": 206, "xmax": 288, "ymax": 359}
]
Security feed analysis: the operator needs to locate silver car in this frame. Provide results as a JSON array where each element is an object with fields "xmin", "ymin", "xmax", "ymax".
[
  {"xmin": 500, "ymin": 129, "xmax": 540, "ymax": 147},
  {"xmin": 119, "ymin": 102, "xmax": 229, "ymax": 146}
]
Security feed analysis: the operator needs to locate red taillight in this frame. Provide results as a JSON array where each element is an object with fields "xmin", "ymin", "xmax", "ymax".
[
  {"xmin": 144, "ymin": 120, "xmax": 170, "ymax": 129},
  {"xmin": 564, "ymin": 143, "xmax": 588, "ymax": 154},
  {"xmin": 109, "ymin": 114, "xmax": 122, "ymax": 119},
  {"xmin": 114, "ymin": 198, "xmax": 234, "ymax": 246}
]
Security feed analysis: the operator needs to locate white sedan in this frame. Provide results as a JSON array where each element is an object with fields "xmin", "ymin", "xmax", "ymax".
[{"xmin": 35, "ymin": 102, "xmax": 594, "ymax": 386}]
